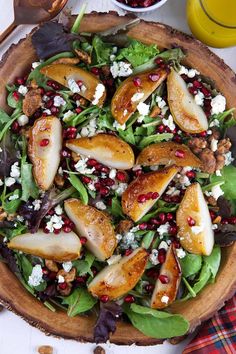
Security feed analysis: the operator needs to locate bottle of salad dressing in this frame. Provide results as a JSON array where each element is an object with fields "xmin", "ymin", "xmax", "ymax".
[{"xmin": 187, "ymin": 0, "xmax": 236, "ymax": 48}]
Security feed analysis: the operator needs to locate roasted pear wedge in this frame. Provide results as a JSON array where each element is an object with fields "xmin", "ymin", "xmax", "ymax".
[
  {"xmin": 8, "ymin": 230, "xmax": 81, "ymax": 262},
  {"xmin": 28, "ymin": 116, "xmax": 62, "ymax": 191},
  {"xmin": 151, "ymin": 244, "xmax": 181, "ymax": 309},
  {"xmin": 122, "ymin": 166, "xmax": 180, "ymax": 222},
  {"xmin": 40, "ymin": 64, "xmax": 106, "ymax": 107},
  {"xmin": 64, "ymin": 198, "xmax": 117, "ymax": 261},
  {"xmin": 111, "ymin": 68, "xmax": 168, "ymax": 125},
  {"xmin": 66, "ymin": 133, "xmax": 135, "ymax": 170},
  {"xmin": 167, "ymin": 68, "xmax": 208, "ymax": 133},
  {"xmin": 176, "ymin": 183, "xmax": 214, "ymax": 256},
  {"xmin": 88, "ymin": 248, "xmax": 148, "ymax": 300},
  {"xmin": 136, "ymin": 141, "xmax": 201, "ymax": 168}
]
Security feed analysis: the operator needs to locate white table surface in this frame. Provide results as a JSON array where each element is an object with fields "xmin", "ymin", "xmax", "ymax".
[{"xmin": 0, "ymin": 1, "xmax": 235, "ymax": 353}]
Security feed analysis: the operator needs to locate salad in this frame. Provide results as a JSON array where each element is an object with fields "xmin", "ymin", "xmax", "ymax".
[{"xmin": 0, "ymin": 14, "xmax": 236, "ymax": 343}]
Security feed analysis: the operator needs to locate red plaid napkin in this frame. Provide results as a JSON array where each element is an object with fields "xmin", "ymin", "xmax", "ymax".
[{"xmin": 183, "ymin": 295, "xmax": 236, "ymax": 354}]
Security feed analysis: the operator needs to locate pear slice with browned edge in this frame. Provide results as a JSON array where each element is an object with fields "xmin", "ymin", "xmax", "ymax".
[
  {"xmin": 137, "ymin": 141, "xmax": 202, "ymax": 168},
  {"xmin": 28, "ymin": 116, "xmax": 62, "ymax": 191},
  {"xmin": 88, "ymin": 248, "xmax": 148, "ymax": 300},
  {"xmin": 40, "ymin": 64, "xmax": 106, "ymax": 107},
  {"xmin": 66, "ymin": 133, "xmax": 135, "ymax": 170},
  {"xmin": 151, "ymin": 244, "xmax": 181, "ymax": 309},
  {"xmin": 111, "ymin": 68, "xmax": 168, "ymax": 125},
  {"xmin": 64, "ymin": 198, "xmax": 117, "ymax": 261},
  {"xmin": 8, "ymin": 230, "xmax": 81, "ymax": 262},
  {"xmin": 122, "ymin": 166, "xmax": 180, "ymax": 222},
  {"xmin": 176, "ymin": 183, "xmax": 214, "ymax": 256},
  {"xmin": 167, "ymin": 68, "xmax": 208, "ymax": 133}
]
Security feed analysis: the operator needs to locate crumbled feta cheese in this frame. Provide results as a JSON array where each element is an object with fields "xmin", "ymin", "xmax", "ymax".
[
  {"xmin": 204, "ymin": 190, "xmax": 213, "ymax": 197},
  {"xmin": 32, "ymin": 61, "xmax": 41, "ymax": 69},
  {"xmin": 194, "ymin": 91, "xmax": 204, "ymax": 106},
  {"xmin": 74, "ymin": 156, "xmax": 95, "ymax": 175},
  {"xmin": 10, "ymin": 162, "xmax": 20, "ymax": 179},
  {"xmin": 110, "ymin": 54, "xmax": 116, "ymax": 61},
  {"xmin": 107, "ymin": 254, "xmax": 122, "ymax": 265},
  {"xmin": 67, "ymin": 78, "xmax": 86, "ymax": 94},
  {"xmin": 176, "ymin": 248, "xmax": 186, "ymax": 259},
  {"xmin": 178, "ymin": 66, "xmax": 189, "ymax": 75},
  {"xmin": 157, "ymin": 223, "xmax": 170, "ymax": 237},
  {"xmin": 58, "ymin": 167, "xmax": 63, "ymax": 176},
  {"xmin": 137, "ymin": 102, "xmax": 150, "ymax": 116},
  {"xmin": 224, "ymin": 151, "xmax": 234, "ymax": 166},
  {"xmin": 32, "ymin": 199, "xmax": 41, "ymax": 211},
  {"xmin": 210, "ymin": 138, "xmax": 218, "ymax": 152},
  {"xmin": 43, "ymin": 109, "xmax": 51, "ymax": 115},
  {"xmin": 211, "ymin": 94, "xmax": 226, "ymax": 115},
  {"xmin": 17, "ymin": 215, "xmax": 24, "ymax": 222},
  {"xmin": 92, "ymin": 83, "xmax": 105, "ymax": 106},
  {"xmin": 112, "ymin": 182, "xmax": 128, "ymax": 196},
  {"xmin": 156, "ymin": 96, "xmax": 166, "ymax": 109},
  {"xmin": 162, "ymin": 115, "xmax": 176, "ymax": 131},
  {"xmin": 28, "ymin": 265, "xmax": 43, "ymax": 287},
  {"xmin": 88, "ymin": 182, "xmax": 96, "ymax": 191},
  {"xmin": 211, "ymin": 184, "xmax": 224, "ymax": 200},
  {"xmin": 112, "ymin": 46, "xmax": 118, "ymax": 54},
  {"xmin": 113, "ymin": 121, "xmax": 126, "ymax": 130},
  {"xmin": 46, "ymin": 214, "xmax": 64, "ymax": 232},
  {"xmin": 80, "ymin": 127, "xmax": 89, "ymax": 137},
  {"xmin": 58, "ymin": 275, "xmax": 65, "ymax": 283},
  {"xmin": 123, "ymin": 109, "xmax": 128, "ymax": 116},
  {"xmin": 191, "ymin": 224, "xmax": 204, "ymax": 234},
  {"xmin": 109, "ymin": 168, "xmax": 117, "ymax": 179},
  {"xmin": 95, "ymin": 201, "xmax": 107, "ymax": 210},
  {"xmin": 55, "ymin": 204, "xmax": 63, "ymax": 215},
  {"xmin": 216, "ymin": 169, "xmax": 222, "ymax": 177},
  {"xmin": 166, "ymin": 186, "xmax": 180, "ymax": 196},
  {"xmin": 8, "ymin": 193, "xmax": 19, "ymax": 201},
  {"xmin": 18, "ymin": 85, "xmax": 28, "ymax": 96},
  {"xmin": 130, "ymin": 226, "xmax": 140, "ymax": 233},
  {"xmin": 5, "ymin": 177, "xmax": 16, "ymax": 187},
  {"xmin": 110, "ymin": 61, "xmax": 133, "ymax": 78},
  {"xmin": 149, "ymin": 249, "xmax": 159, "ymax": 265},
  {"xmin": 158, "ymin": 241, "xmax": 169, "ymax": 251},
  {"xmin": 209, "ymin": 119, "xmax": 220, "ymax": 127},
  {"xmin": 132, "ymin": 165, "xmax": 141, "ymax": 171},
  {"xmin": 17, "ymin": 114, "xmax": 29, "ymax": 126},
  {"xmin": 188, "ymin": 69, "xmax": 199, "ymax": 78},
  {"xmin": 116, "ymin": 233, "xmax": 123, "ymax": 242},
  {"xmin": 54, "ymin": 96, "xmax": 66, "ymax": 107},
  {"xmin": 177, "ymin": 174, "xmax": 191, "ymax": 188},
  {"xmin": 161, "ymin": 295, "xmax": 169, "ymax": 304},
  {"xmin": 63, "ymin": 110, "xmax": 75, "ymax": 122},
  {"xmin": 131, "ymin": 92, "xmax": 144, "ymax": 102},
  {"xmin": 62, "ymin": 261, "xmax": 73, "ymax": 272},
  {"xmin": 207, "ymin": 130, "xmax": 213, "ymax": 135},
  {"xmin": 212, "ymin": 224, "xmax": 218, "ymax": 230}
]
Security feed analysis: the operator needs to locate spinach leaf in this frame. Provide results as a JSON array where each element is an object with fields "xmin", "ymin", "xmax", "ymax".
[
  {"xmin": 124, "ymin": 303, "xmax": 189, "ymax": 339},
  {"xmin": 109, "ymin": 196, "xmax": 125, "ymax": 218},
  {"xmin": 92, "ymin": 36, "xmax": 113, "ymax": 64},
  {"xmin": 68, "ymin": 173, "xmax": 88, "ymax": 205},
  {"xmin": 138, "ymin": 133, "xmax": 173, "ymax": 149},
  {"xmin": 118, "ymin": 126, "xmax": 136, "ymax": 145},
  {"xmin": 211, "ymin": 165, "xmax": 236, "ymax": 200},
  {"xmin": 203, "ymin": 245, "xmax": 221, "ymax": 282},
  {"xmin": 116, "ymin": 40, "xmax": 159, "ymax": 67},
  {"xmin": 0, "ymin": 223, "xmax": 26, "ymax": 239},
  {"xmin": 73, "ymin": 252, "xmax": 95, "ymax": 277},
  {"xmin": 62, "ymin": 287, "xmax": 97, "ymax": 317},
  {"xmin": 7, "ymin": 92, "xmax": 22, "ymax": 109},
  {"xmin": 0, "ymin": 108, "xmax": 11, "ymax": 129},
  {"xmin": 180, "ymin": 253, "xmax": 202, "ymax": 278}
]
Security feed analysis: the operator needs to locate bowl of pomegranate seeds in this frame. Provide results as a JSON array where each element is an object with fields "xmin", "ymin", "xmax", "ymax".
[{"xmin": 112, "ymin": 0, "xmax": 168, "ymax": 12}]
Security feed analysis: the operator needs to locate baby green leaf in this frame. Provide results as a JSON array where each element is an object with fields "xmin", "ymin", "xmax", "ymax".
[
  {"xmin": 68, "ymin": 173, "xmax": 88, "ymax": 205},
  {"xmin": 62, "ymin": 287, "xmax": 97, "ymax": 317},
  {"xmin": 180, "ymin": 253, "xmax": 202, "ymax": 278}
]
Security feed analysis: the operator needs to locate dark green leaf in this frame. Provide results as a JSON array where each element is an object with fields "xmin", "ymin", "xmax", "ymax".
[
  {"xmin": 68, "ymin": 173, "xmax": 88, "ymax": 205},
  {"xmin": 203, "ymin": 246, "xmax": 221, "ymax": 281},
  {"xmin": 21, "ymin": 163, "xmax": 39, "ymax": 201},
  {"xmin": 73, "ymin": 252, "xmax": 95, "ymax": 276},
  {"xmin": 7, "ymin": 92, "xmax": 22, "ymax": 109},
  {"xmin": 211, "ymin": 165, "xmax": 236, "ymax": 200},
  {"xmin": 180, "ymin": 253, "xmax": 202, "ymax": 278},
  {"xmin": 109, "ymin": 196, "xmax": 124, "ymax": 218},
  {"xmin": 118, "ymin": 126, "xmax": 135, "ymax": 145},
  {"xmin": 62, "ymin": 287, "xmax": 97, "ymax": 317},
  {"xmin": 0, "ymin": 108, "xmax": 11, "ymax": 129},
  {"xmin": 138, "ymin": 133, "xmax": 173, "ymax": 149},
  {"xmin": 92, "ymin": 36, "xmax": 113, "ymax": 64},
  {"xmin": 141, "ymin": 231, "xmax": 155, "ymax": 249}
]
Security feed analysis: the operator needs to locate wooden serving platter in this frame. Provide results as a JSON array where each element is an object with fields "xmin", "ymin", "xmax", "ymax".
[{"xmin": 0, "ymin": 12, "xmax": 236, "ymax": 345}]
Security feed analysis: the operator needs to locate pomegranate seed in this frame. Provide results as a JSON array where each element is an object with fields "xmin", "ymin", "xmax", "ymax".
[
  {"xmin": 42, "ymin": 267, "xmax": 49, "ymax": 275},
  {"xmin": 100, "ymin": 186, "xmax": 109, "ymax": 196},
  {"xmin": 147, "ymin": 223, "xmax": 155, "ymax": 230},
  {"xmin": 76, "ymin": 107, "xmax": 83, "ymax": 114},
  {"xmin": 157, "ymin": 124, "xmax": 165, "ymax": 133},
  {"xmin": 133, "ymin": 77, "xmax": 141, "ymax": 87},
  {"xmin": 124, "ymin": 294, "xmax": 135, "ymax": 303},
  {"xmin": 91, "ymin": 266, "xmax": 98, "ymax": 276},
  {"xmin": 187, "ymin": 216, "xmax": 196, "ymax": 226},
  {"xmin": 186, "ymin": 171, "xmax": 196, "ymax": 179},
  {"xmin": 137, "ymin": 194, "xmax": 146, "ymax": 203},
  {"xmin": 69, "ymin": 221, "xmax": 75, "ymax": 228},
  {"xmin": 45, "ymin": 91, "xmax": 54, "ymax": 97},
  {"xmin": 91, "ymin": 67, "xmax": 100, "ymax": 75},
  {"xmin": 146, "ymin": 269, "xmax": 159, "ymax": 279},
  {"xmin": 43, "ymin": 227, "xmax": 50, "ymax": 234},
  {"xmin": 139, "ymin": 222, "xmax": 148, "ymax": 230},
  {"xmin": 61, "ymin": 149, "xmax": 71, "ymax": 158},
  {"xmin": 198, "ymin": 131, "xmax": 207, "ymax": 137},
  {"xmin": 172, "ymin": 239, "xmax": 181, "ymax": 249},
  {"xmin": 125, "ymin": 249, "xmax": 132, "ymax": 256},
  {"xmin": 152, "ymin": 192, "xmax": 159, "ymax": 199},
  {"xmin": 134, "ymin": 169, "xmax": 142, "ymax": 177},
  {"xmin": 146, "ymin": 192, "xmax": 153, "ymax": 200},
  {"xmin": 81, "ymin": 176, "xmax": 91, "ymax": 184},
  {"xmin": 80, "ymin": 237, "xmax": 87, "ymax": 244},
  {"xmin": 101, "ymin": 178, "xmax": 115, "ymax": 187},
  {"xmin": 45, "ymin": 99, "xmax": 53, "ymax": 109},
  {"xmin": 63, "ymin": 226, "xmax": 72, "ymax": 233},
  {"xmin": 76, "ymin": 276, "xmax": 86, "ymax": 284},
  {"xmin": 158, "ymin": 213, "xmax": 166, "ymax": 223},
  {"xmin": 158, "ymin": 249, "xmax": 166, "ymax": 263},
  {"xmin": 39, "ymin": 87, "xmax": 45, "ymax": 95},
  {"xmin": 159, "ymin": 274, "xmax": 169, "ymax": 284},
  {"xmin": 54, "ymin": 228, "xmax": 61, "ymax": 234},
  {"xmin": 47, "ymin": 209, "xmax": 54, "ymax": 216},
  {"xmin": 155, "ymin": 57, "xmax": 164, "ymax": 65},
  {"xmin": 150, "ymin": 218, "xmax": 160, "ymax": 225},
  {"xmin": 188, "ymin": 86, "xmax": 197, "ymax": 95},
  {"xmin": 40, "ymin": 139, "xmax": 49, "ymax": 147},
  {"xmin": 149, "ymin": 73, "xmax": 160, "ymax": 82},
  {"xmin": 210, "ymin": 210, "xmax": 216, "ymax": 220},
  {"xmin": 76, "ymin": 80, "xmax": 83, "ymax": 87},
  {"xmin": 16, "ymin": 77, "xmax": 25, "ymax": 85},
  {"xmin": 95, "ymin": 163, "xmax": 103, "ymax": 171},
  {"xmin": 173, "ymin": 135, "xmax": 182, "ymax": 143},
  {"xmin": 48, "ymin": 271, "xmax": 57, "ymax": 280},
  {"xmin": 166, "ymin": 213, "xmax": 174, "ymax": 221},
  {"xmin": 12, "ymin": 91, "xmax": 20, "ymax": 101},
  {"xmin": 11, "ymin": 121, "xmax": 20, "ymax": 133},
  {"xmin": 221, "ymin": 219, "xmax": 229, "ymax": 225},
  {"xmin": 94, "ymin": 182, "xmax": 101, "ymax": 191},
  {"xmin": 33, "ymin": 109, "xmax": 42, "ymax": 119},
  {"xmin": 51, "ymin": 106, "xmax": 59, "ymax": 115},
  {"xmin": 229, "ymin": 216, "xmax": 236, "ymax": 224},
  {"xmin": 59, "ymin": 282, "xmax": 67, "ymax": 290},
  {"xmin": 192, "ymin": 80, "xmax": 202, "ymax": 89},
  {"xmin": 87, "ymin": 158, "xmax": 98, "ymax": 167},
  {"xmin": 62, "ymin": 217, "xmax": 70, "ymax": 225},
  {"xmin": 100, "ymin": 295, "xmax": 109, "ymax": 303},
  {"xmin": 181, "ymin": 74, "xmax": 188, "ymax": 81},
  {"xmin": 116, "ymin": 171, "xmax": 126, "ymax": 182},
  {"xmin": 175, "ymin": 149, "xmax": 185, "ymax": 158},
  {"xmin": 169, "ymin": 225, "xmax": 178, "ymax": 235},
  {"xmin": 145, "ymin": 284, "xmax": 155, "ymax": 293},
  {"xmin": 101, "ymin": 166, "xmax": 110, "ymax": 174},
  {"xmin": 201, "ymin": 86, "xmax": 211, "ymax": 97}
]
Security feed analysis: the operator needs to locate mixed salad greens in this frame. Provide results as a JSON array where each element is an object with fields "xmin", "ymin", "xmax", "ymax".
[{"xmin": 0, "ymin": 13, "xmax": 236, "ymax": 343}]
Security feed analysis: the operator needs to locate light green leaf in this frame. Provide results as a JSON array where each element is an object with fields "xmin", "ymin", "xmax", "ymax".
[
  {"xmin": 117, "ymin": 40, "xmax": 159, "ymax": 67},
  {"xmin": 68, "ymin": 173, "xmax": 88, "ymax": 205},
  {"xmin": 62, "ymin": 288, "xmax": 97, "ymax": 317}
]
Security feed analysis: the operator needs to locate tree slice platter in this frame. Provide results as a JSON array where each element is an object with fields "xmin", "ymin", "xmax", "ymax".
[{"xmin": 0, "ymin": 12, "xmax": 236, "ymax": 346}]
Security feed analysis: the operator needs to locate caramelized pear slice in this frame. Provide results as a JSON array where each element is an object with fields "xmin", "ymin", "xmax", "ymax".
[
  {"xmin": 122, "ymin": 166, "xmax": 180, "ymax": 222},
  {"xmin": 176, "ymin": 183, "xmax": 214, "ymax": 256},
  {"xmin": 40, "ymin": 64, "xmax": 106, "ymax": 107},
  {"xmin": 111, "ymin": 68, "xmax": 168, "ymax": 125},
  {"xmin": 88, "ymin": 248, "xmax": 148, "ymax": 300},
  {"xmin": 28, "ymin": 116, "xmax": 62, "ymax": 191},
  {"xmin": 167, "ymin": 68, "xmax": 208, "ymax": 133},
  {"xmin": 8, "ymin": 230, "xmax": 81, "ymax": 262},
  {"xmin": 136, "ymin": 141, "xmax": 202, "ymax": 168},
  {"xmin": 64, "ymin": 198, "xmax": 117, "ymax": 261},
  {"xmin": 66, "ymin": 133, "xmax": 135, "ymax": 170},
  {"xmin": 151, "ymin": 244, "xmax": 181, "ymax": 309}
]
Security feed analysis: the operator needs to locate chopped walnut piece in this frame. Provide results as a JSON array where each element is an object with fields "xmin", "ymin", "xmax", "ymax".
[
  {"xmin": 0, "ymin": 210, "xmax": 7, "ymax": 222},
  {"xmin": 101, "ymin": 65, "xmax": 110, "ymax": 77},
  {"xmin": 57, "ymin": 267, "xmax": 76, "ymax": 283},
  {"xmin": 94, "ymin": 346, "xmax": 106, "ymax": 354},
  {"xmin": 72, "ymin": 152, "xmax": 81, "ymax": 162},
  {"xmin": 205, "ymin": 195, "xmax": 217, "ymax": 206},
  {"xmin": 52, "ymin": 57, "xmax": 80, "ymax": 65},
  {"xmin": 30, "ymin": 79, "xmax": 38, "ymax": 89},
  {"xmin": 217, "ymin": 138, "xmax": 231, "ymax": 154},
  {"xmin": 54, "ymin": 173, "xmax": 65, "ymax": 187},
  {"xmin": 213, "ymin": 216, "xmax": 222, "ymax": 224},
  {"xmin": 188, "ymin": 137, "xmax": 207, "ymax": 154},
  {"xmin": 57, "ymin": 282, "xmax": 72, "ymax": 296},
  {"xmin": 116, "ymin": 219, "xmax": 134, "ymax": 234},
  {"xmin": 23, "ymin": 88, "xmax": 42, "ymax": 116},
  {"xmin": 77, "ymin": 97, "xmax": 89, "ymax": 106},
  {"xmin": 75, "ymin": 49, "xmax": 91, "ymax": 65},
  {"xmin": 149, "ymin": 105, "xmax": 161, "ymax": 118},
  {"xmin": 38, "ymin": 345, "xmax": 53, "ymax": 354},
  {"xmin": 199, "ymin": 148, "xmax": 216, "ymax": 174},
  {"xmin": 45, "ymin": 260, "xmax": 59, "ymax": 273},
  {"xmin": 215, "ymin": 154, "xmax": 225, "ymax": 170}
]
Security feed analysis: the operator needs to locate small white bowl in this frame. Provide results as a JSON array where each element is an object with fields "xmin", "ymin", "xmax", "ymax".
[{"xmin": 111, "ymin": 0, "xmax": 168, "ymax": 13}]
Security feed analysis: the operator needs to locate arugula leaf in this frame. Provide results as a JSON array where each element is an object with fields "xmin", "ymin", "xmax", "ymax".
[
  {"xmin": 109, "ymin": 196, "xmax": 125, "ymax": 218},
  {"xmin": 180, "ymin": 253, "xmax": 202, "ymax": 278},
  {"xmin": 116, "ymin": 40, "xmax": 159, "ymax": 67},
  {"xmin": 98, "ymin": 109, "xmax": 115, "ymax": 131},
  {"xmin": 62, "ymin": 287, "xmax": 97, "ymax": 317},
  {"xmin": 138, "ymin": 133, "xmax": 173, "ymax": 149},
  {"xmin": 210, "ymin": 108, "xmax": 235, "ymax": 130},
  {"xmin": 118, "ymin": 126, "xmax": 135, "ymax": 145},
  {"xmin": 92, "ymin": 36, "xmax": 113, "ymax": 64},
  {"xmin": 211, "ymin": 165, "xmax": 236, "ymax": 200},
  {"xmin": 123, "ymin": 303, "xmax": 189, "ymax": 339},
  {"xmin": 141, "ymin": 231, "xmax": 155, "ymax": 249},
  {"xmin": 73, "ymin": 252, "xmax": 95, "ymax": 277},
  {"xmin": 68, "ymin": 173, "xmax": 88, "ymax": 205},
  {"xmin": 0, "ymin": 223, "xmax": 26, "ymax": 240}
]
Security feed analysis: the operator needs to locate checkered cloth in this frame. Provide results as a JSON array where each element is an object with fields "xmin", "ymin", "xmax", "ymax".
[{"xmin": 183, "ymin": 295, "xmax": 236, "ymax": 354}]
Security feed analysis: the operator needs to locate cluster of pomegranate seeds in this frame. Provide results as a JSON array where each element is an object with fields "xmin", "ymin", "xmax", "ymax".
[
  {"xmin": 187, "ymin": 216, "xmax": 196, "ymax": 226},
  {"xmin": 174, "ymin": 149, "xmax": 185, "ymax": 158},
  {"xmin": 158, "ymin": 274, "xmax": 169, "ymax": 284},
  {"xmin": 137, "ymin": 191, "xmax": 159, "ymax": 203},
  {"xmin": 47, "ymin": 80, "xmax": 61, "ymax": 91},
  {"xmin": 63, "ymin": 126, "xmax": 77, "ymax": 139},
  {"xmin": 124, "ymin": 294, "xmax": 135, "ymax": 303},
  {"xmin": 117, "ymin": 0, "xmax": 161, "ymax": 8},
  {"xmin": 39, "ymin": 138, "xmax": 50, "ymax": 147},
  {"xmin": 158, "ymin": 248, "xmax": 166, "ymax": 263},
  {"xmin": 146, "ymin": 268, "xmax": 159, "ymax": 279},
  {"xmin": 100, "ymin": 295, "xmax": 110, "ymax": 303}
]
